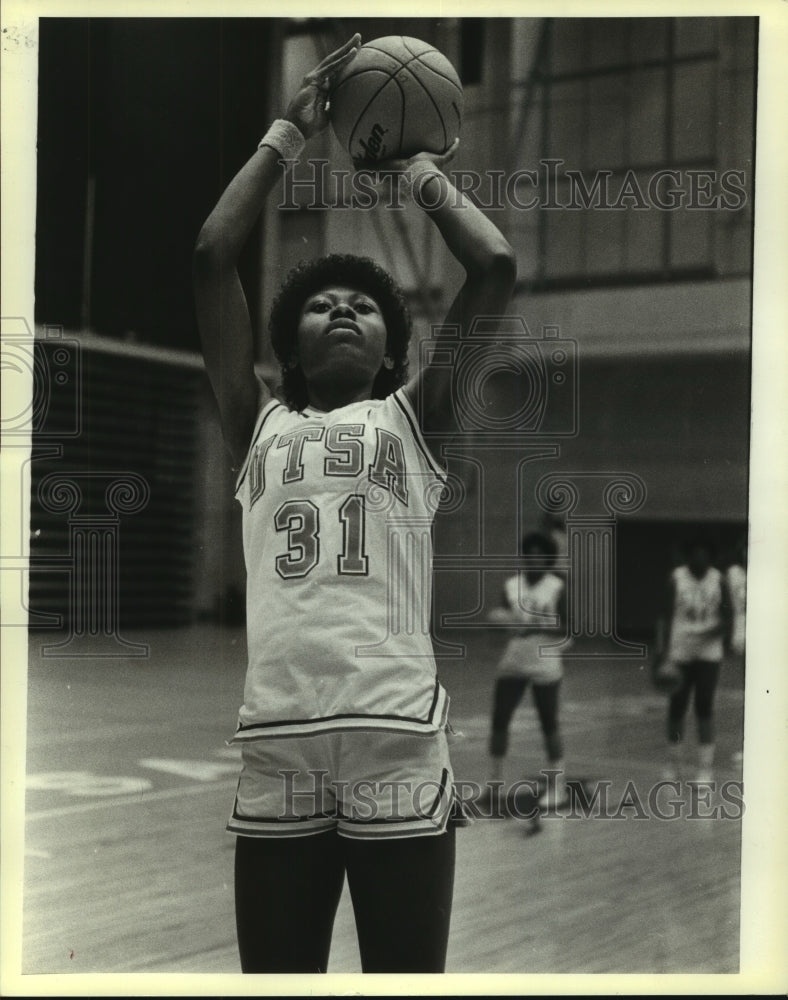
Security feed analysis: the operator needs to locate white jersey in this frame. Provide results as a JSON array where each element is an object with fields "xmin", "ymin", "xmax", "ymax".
[
  {"xmin": 233, "ymin": 387, "xmax": 449, "ymax": 741},
  {"xmin": 726, "ymin": 563, "xmax": 746, "ymax": 655},
  {"xmin": 668, "ymin": 565, "xmax": 725, "ymax": 663},
  {"xmin": 495, "ymin": 572, "xmax": 564, "ymax": 683}
]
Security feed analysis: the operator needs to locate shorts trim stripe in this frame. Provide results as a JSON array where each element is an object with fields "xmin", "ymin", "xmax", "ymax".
[
  {"xmin": 233, "ymin": 683, "xmax": 449, "ymax": 741},
  {"xmin": 338, "ymin": 815, "xmax": 449, "ymax": 839},
  {"xmin": 227, "ymin": 819, "xmax": 335, "ymax": 838},
  {"xmin": 338, "ymin": 767, "xmax": 450, "ymax": 837},
  {"xmin": 227, "ymin": 789, "xmax": 337, "ymax": 837}
]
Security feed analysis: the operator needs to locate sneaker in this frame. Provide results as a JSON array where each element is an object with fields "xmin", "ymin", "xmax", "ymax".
[
  {"xmin": 662, "ymin": 745, "xmax": 684, "ymax": 783},
  {"xmin": 696, "ymin": 745, "xmax": 715, "ymax": 785}
]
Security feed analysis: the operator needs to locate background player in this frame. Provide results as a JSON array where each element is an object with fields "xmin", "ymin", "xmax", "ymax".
[
  {"xmin": 487, "ymin": 531, "xmax": 568, "ymax": 810},
  {"xmin": 193, "ymin": 34, "xmax": 517, "ymax": 973},
  {"xmin": 654, "ymin": 535, "xmax": 733, "ymax": 783},
  {"xmin": 726, "ymin": 538, "xmax": 747, "ymax": 660}
]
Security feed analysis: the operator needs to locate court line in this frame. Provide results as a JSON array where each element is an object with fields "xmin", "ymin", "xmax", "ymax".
[
  {"xmin": 26, "ymin": 690, "xmax": 743, "ymax": 822},
  {"xmin": 25, "ymin": 777, "xmax": 233, "ymax": 821}
]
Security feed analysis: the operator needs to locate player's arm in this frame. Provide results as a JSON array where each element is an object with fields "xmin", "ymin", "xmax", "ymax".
[
  {"xmin": 487, "ymin": 585, "xmax": 517, "ymax": 624},
  {"xmin": 654, "ymin": 577, "xmax": 675, "ymax": 663},
  {"xmin": 193, "ymin": 147, "xmax": 278, "ymax": 466},
  {"xmin": 193, "ymin": 34, "xmax": 361, "ymax": 466},
  {"xmin": 556, "ymin": 583, "xmax": 567, "ymax": 635},
  {"xmin": 718, "ymin": 575, "xmax": 734, "ymax": 652},
  {"xmin": 402, "ymin": 159, "xmax": 518, "ymax": 437}
]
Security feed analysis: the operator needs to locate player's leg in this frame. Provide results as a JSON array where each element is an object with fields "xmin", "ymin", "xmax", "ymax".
[
  {"xmin": 344, "ymin": 828, "xmax": 456, "ymax": 972},
  {"xmin": 692, "ymin": 658, "xmax": 721, "ymax": 781},
  {"xmin": 666, "ymin": 662, "xmax": 694, "ymax": 779},
  {"xmin": 532, "ymin": 680, "xmax": 566, "ymax": 806},
  {"xmin": 532, "ymin": 679, "xmax": 563, "ymax": 763},
  {"xmin": 231, "ymin": 736, "xmax": 345, "ymax": 972},
  {"xmin": 489, "ymin": 676, "xmax": 528, "ymax": 782},
  {"xmin": 234, "ymin": 831, "xmax": 346, "ymax": 973}
]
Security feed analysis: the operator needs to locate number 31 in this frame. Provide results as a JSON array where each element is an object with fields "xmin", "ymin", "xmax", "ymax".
[{"xmin": 274, "ymin": 496, "xmax": 368, "ymax": 579}]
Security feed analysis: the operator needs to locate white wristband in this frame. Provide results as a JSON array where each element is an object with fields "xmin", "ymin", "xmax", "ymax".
[{"xmin": 257, "ymin": 119, "xmax": 306, "ymax": 160}]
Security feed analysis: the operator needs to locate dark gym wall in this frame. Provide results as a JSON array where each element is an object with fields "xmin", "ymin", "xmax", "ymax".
[{"xmin": 35, "ymin": 18, "xmax": 274, "ymax": 349}]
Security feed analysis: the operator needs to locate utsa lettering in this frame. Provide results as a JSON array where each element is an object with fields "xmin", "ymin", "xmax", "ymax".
[
  {"xmin": 248, "ymin": 421, "xmax": 408, "ymax": 506},
  {"xmin": 249, "ymin": 435, "xmax": 275, "ymax": 508},
  {"xmin": 368, "ymin": 428, "xmax": 408, "ymax": 504},
  {"xmin": 279, "ymin": 426, "xmax": 324, "ymax": 484},
  {"xmin": 324, "ymin": 424, "xmax": 364, "ymax": 476},
  {"xmin": 233, "ymin": 389, "xmax": 449, "ymax": 741}
]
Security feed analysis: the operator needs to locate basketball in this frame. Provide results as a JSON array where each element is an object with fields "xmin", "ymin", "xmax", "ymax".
[{"xmin": 328, "ymin": 36, "xmax": 463, "ymax": 165}]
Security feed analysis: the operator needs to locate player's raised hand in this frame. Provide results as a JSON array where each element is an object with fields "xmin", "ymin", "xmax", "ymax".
[
  {"xmin": 399, "ymin": 138, "xmax": 461, "ymax": 172},
  {"xmin": 284, "ymin": 33, "xmax": 361, "ymax": 141},
  {"xmin": 357, "ymin": 137, "xmax": 461, "ymax": 176}
]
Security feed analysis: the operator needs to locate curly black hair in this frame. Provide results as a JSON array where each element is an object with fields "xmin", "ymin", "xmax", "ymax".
[
  {"xmin": 520, "ymin": 530, "xmax": 558, "ymax": 564},
  {"xmin": 268, "ymin": 254, "xmax": 412, "ymax": 411},
  {"xmin": 682, "ymin": 533, "xmax": 717, "ymax": 562}
]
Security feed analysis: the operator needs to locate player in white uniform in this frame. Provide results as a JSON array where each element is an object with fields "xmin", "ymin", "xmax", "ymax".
[
  {"xmin": 193, "ymin": 35, "xmax": 517, "ymax": 973},
  {"xmin": 655, "ymin": 536, "xmax": 733, "ymax": 782},
  {"xmin": 487, "ymin": 531, "xmax": 568, "ymax": 808},
  {"xmin": 726, "ymin": 541, "xmax": 747, "ymax": 658}
]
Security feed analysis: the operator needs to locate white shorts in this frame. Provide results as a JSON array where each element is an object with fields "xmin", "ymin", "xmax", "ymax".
[
  {"xmin": 496, "ymin": 636, "xmax": 563, "ymax": 684},
  {"xmin": 227, "ymin": 729, "xmax": 455, "ymax": 840}
]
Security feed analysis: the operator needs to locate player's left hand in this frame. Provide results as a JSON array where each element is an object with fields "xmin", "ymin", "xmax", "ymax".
[
  {"xmin": 284, "ymin": 33, "xmax": 361, "ymax": 141},
  {"xmin": 487, "ymin": 606, "xmax": 514, "ymax": 624}
]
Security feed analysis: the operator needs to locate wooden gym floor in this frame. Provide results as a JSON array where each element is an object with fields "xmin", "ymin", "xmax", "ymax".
[{"xmin": 12, "ymin": 624, "xmax": 751, "ymax": 985}]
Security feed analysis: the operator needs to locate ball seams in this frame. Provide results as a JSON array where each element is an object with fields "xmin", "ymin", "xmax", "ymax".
[{"xmin": 329, "ymin": 37, "xmax": 462, "ymax": 161}]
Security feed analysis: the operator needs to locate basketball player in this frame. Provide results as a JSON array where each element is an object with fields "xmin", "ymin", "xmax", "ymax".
[
  {"xmin": 487, "ymin": 531, "xmax": 568, "ymax": 810},
  {"xmin": 193, "ymin": 34, "xmax": 517, "ymax": 973},
  {"xmin": 538, "ymin": 510, "xmax": 568, "ymax": 560},
  {"xmin": 655, "ymin": 536, "xmax": 733, "ymax": 783},
  {"xmin": 726, "ymin": 539, "xmax": 747, "ymax": 659}
]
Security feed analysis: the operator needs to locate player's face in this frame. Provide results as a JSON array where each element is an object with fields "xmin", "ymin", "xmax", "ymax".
[
  {"xmin": 521, "ymin": 543, "xmax": 548, "ymax": 579},
  {"xmin": 687, "ymin": 545, "xmax": 712, "ymax": 577},
  {"xmin": 296, "ymin": 285, "xmax": 389, "ymax": 399}
]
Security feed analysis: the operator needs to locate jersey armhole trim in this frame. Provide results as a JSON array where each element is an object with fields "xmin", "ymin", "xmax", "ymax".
[
  {"xmin": 392, "ymin": 389, "xmax": 448, "ymax": 482},
  {"xmin": 235, "ymin": 399, "xmax": 283, "ymax": 495}
]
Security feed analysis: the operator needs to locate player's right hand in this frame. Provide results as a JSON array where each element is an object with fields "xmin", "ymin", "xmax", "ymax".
[
  {"xmin": 652, "ymin": 656, "xmax": 682, "ymax": 695},
  {"xmin": 284, "ymin": 33, "xmax": 361, "ymax": 141},
  {"xmin": 487, "ymin": 607, "xmax": 514, "ymax": 624}
]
